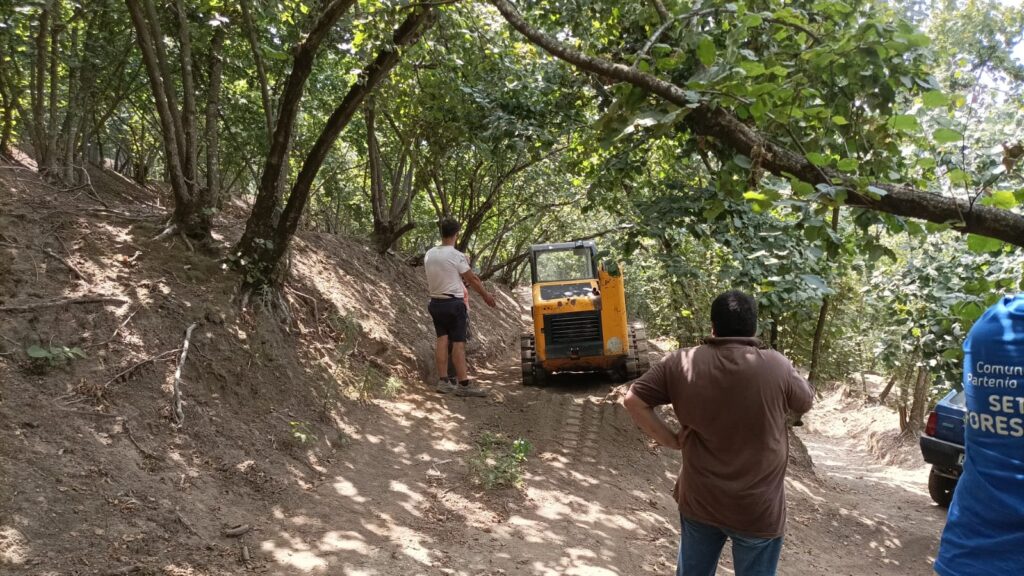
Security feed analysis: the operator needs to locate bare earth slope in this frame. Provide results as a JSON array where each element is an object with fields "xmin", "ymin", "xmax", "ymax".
[{"xmin": 1, "ymin": 162, "xmax": 942, "ymax": 575}]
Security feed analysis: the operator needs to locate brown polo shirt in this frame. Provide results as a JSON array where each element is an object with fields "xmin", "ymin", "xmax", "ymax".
[{"xmin": 629, "ymin": 337, "xmax": 813, "ymax": 538}]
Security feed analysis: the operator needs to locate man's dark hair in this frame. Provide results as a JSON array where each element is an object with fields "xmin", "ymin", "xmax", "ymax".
[
  {"xmin": 710, "ymin": 290, "xmax": 758, "ymax": 337},
  {"xmin": 439, "ymin": 217, "xmax": 461, "ymax": 239}
]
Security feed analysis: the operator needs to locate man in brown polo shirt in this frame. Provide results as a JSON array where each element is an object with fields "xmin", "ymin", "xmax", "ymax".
[{"xmin": 624, "ymin": 290, "xmax": 813, "ymax": 576}]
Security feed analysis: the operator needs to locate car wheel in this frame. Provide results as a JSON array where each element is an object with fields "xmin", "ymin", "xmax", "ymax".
[{"xmin": 928, "ymin": 467, "xmax": 957, "ymax": 508}]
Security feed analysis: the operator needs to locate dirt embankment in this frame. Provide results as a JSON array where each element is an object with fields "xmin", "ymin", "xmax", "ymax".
[{"xmin": 1, "ymin": 161, "xmax": 945, "ymax": 576}]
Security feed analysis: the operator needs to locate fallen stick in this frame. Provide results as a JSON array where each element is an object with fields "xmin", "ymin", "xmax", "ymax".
[
  {"xmin": 124, "ymin": 419, "xmax": 163, "ymax": 461},
  {"xmin": 223, "ymin": 523, "xmax": 251, "ymax": 537},
  {"xmin": 104, "ymin": 348, "xmax": 181, "ymax": 386},
  {"xmin": 172, "ymin": 323, "xmax": 198, "ymax": 426},
  {"xmin": 0, "ymin": 296, "xmax": 126, "ymax": 313},
  {"xmin": 176, "ymin": 511, "xmax": 199, "ymax": 536},
  {"xmin": 0, "ymin": 240, "xmax": 87, "ymax": 282},
  {"xmin": 86, "ymin": 308, "xmax": 140, "ymax": 349},
  {"xmin": 40, "ymin": 246, "xmax": 90, "ymax": 283},
  {"xmin": 53, "ymin": 406, "xmax": 122, "ymax": 419}
]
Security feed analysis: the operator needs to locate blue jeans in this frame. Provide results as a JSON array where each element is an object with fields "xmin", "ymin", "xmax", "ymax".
[{"xmin": 676, "ymin": 516, "xmax": 783, "ymax": 576}]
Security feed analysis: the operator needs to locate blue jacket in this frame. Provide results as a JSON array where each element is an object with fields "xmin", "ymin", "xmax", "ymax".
[{"xmin": 935, "ymin": 295, "xmax": 1024, "ymax": 575}]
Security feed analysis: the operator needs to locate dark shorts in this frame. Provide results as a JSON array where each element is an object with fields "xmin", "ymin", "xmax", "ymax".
[{"xmin": 428, "ymin": 298, "xmax": 468, "ymax": 342}]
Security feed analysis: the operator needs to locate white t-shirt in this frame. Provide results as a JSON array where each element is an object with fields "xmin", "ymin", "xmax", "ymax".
[{"xmin": 424, "ymin": 245, "xmax": 470, "ymax": 299}]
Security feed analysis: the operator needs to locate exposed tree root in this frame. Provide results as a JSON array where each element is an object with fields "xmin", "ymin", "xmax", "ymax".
[
  {"xmin": 172, "ymin": 323, "xmax": 198, "ymax": 427},
  {"xmin": 151, "ymin": 223, "xmax": 179, "ymax": 242}
]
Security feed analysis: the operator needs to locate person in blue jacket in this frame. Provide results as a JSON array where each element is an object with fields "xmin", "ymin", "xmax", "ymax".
[{"xmin": 935, "ymin": 294, "xmax": 1024, "ymax": 575}]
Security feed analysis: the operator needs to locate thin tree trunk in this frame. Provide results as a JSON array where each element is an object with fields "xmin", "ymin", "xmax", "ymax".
[
  {"xmin": 203, "ymin": 26, "xmax": 225, "ymax": 210},
  {"xmin": 60, "ymin": 9, "xmax": 82, "ymax": 183},
  {"xmin": 907, "ymin": 364, "xmax": 930, "ymax": 434},
  {"xmin": 239, "ymin": 0, "xmax": 275, "ymax": 137},
  {"xmin": 770, "ymin": 316, "xmax": 781, "ymax": 353},
  {"xmin": 876, "ymin": 370, "xmax": 899, "ymax": 404},
  {"xmin": 808, "ymin": 206, "xmax": 841, "ymax": 391},
  {"xmin": 240, "ymin": 7, "xmax": 435, "ymax": 287},
  {"xmin": 235, "ymin": 0, "xmax": 358, "ymax": 260},
  {"xmin": 173, "ymin": 0, "xmax": 199, "ymax": 190},
  {"xmin": 125, "ymin": 0, "xmax": 190, "ymax": 221},
  {"xmin": 45, "ymin": 1, "xmax": 61, "ymax": 175},
  {"xmin": 31, "ymin": 2, "xmax": 50, "ymax": 166}
]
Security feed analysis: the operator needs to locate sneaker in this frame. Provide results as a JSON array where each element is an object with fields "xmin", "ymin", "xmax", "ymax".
[
  {"xmin": 454, "ymin": 382, "xmax": 488, "ymax": 397},
  {"xmin": 435, "ymin": 379, "xmax": 456, "ymax": 394}
]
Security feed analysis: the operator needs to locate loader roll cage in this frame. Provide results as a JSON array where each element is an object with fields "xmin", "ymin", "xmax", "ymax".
[{"xmin": 529, "ymin": 241, "xmax": 599, "ymax": 284}]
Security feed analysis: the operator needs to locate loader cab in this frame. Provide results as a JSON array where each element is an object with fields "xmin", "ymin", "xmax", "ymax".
[{"xmin": 529, "ymin": 241, "xmax": 600, "ymax": 299}]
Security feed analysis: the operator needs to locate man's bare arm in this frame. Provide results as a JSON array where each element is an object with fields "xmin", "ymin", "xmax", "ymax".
[
  {"xmin": 623, "ymin": 389, "xmax": 681, "ymax": 450},
  {"xmin": 461, "ymin": 270, "xmax": 496, "ymax": 307}
]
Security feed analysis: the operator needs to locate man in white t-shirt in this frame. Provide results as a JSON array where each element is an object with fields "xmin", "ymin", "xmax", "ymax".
[{"xmin": 424, "ymin": 218, "xmax": 497, "ymax": 396}]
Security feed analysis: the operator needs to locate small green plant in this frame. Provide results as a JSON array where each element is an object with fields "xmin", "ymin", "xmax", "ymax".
[
  {"xmin": 344, "ymin": 364, "xmax": 405, "ymax": 401},
  {"xmin": 288, "ymin": 420, "xmax": 318, "ymax": 445},
  {"xmin": 469, "ymin": 432, "xmax": 532, "ymax": 489},
  {"xmin": 26, "ymin": 344, "xmax": 86, "ymax": 370}
]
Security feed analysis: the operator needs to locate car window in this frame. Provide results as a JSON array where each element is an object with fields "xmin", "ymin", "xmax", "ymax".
[{"xmin": 948, "ymin": 391, "xmax": 966, "ymax": 407}]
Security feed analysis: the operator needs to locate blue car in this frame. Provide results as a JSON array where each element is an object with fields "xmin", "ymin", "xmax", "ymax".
[{"xmin": 919, "ymin": 389, "xmax": 967, "ymax": 507}]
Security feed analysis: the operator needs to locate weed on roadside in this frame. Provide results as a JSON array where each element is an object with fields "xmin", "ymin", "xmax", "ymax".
[
  {"xmin": 24, "ymin": 343, "xmax": 86, "ymax": 374},
  {"xmin": 343, "ymin": 363, "xmax": 405, "ymax": 401},
  {"xmin": 468, "ymin": 431, "xmax": 532, "ymax": 489}
]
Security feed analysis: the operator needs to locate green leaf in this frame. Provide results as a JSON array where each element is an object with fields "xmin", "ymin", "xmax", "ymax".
[
  {"xmin": 831, "ymin": 115, "xmax": 849, "ymax": 125},
  {"xmin": 933, "ymin": 127, "xmax": 963, "ymax": 144},
  {"xmin": 697, "ymin": 36, "xmax": 716, "ymax": 67},
  {"xmin": 837, "ymin": 158, "xmax": 859, "ymax": 172},
  {"xmin": 889, "ymin": 115, "xmax": 920, "ymax": 132},
  {"xmin": 743, "ymin": 191, "xmax": 768, "ymax": 201},
  {"xmin": 806, "ymin": 152, "xmax": 829, "ymax": 166},
  {"xmin": 738, "ymin": 61, "xmax": 766, "ymax": 76},
  {"xmin": 792, "ymin": 180, "xmax": 815, "ymax": 196},
  {"xmin": 922, "ymin": 90, "xmax": 949, "ymax": 108},
  {"xmin": 983, "ymin": 190, "xmax": 1018, "ymax": 209},
  {"xmin": 966, "ymin": 234, "xmax": 1003, "ymax": 254},
  {"xmin": 734, "ymin": 155, "xmax": 752, "ymax": 169},
  {"xmin": 26, "ymin": 345, "xmax": 50, "ymax": 359},
  {"xmin": 743, "ymin": 14, "xmax": 763, "ymax": 27},
  {"xmin": 947, "ymin": 169, "xmax": 970, "ymax": 185}
]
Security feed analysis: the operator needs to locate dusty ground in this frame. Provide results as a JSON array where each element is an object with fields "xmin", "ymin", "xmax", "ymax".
[{"xmin": 1, "ymin": 160, "xmax": 944, "ymax": 575}]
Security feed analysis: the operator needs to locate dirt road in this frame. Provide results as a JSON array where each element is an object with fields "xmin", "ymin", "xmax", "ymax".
[{"xmin": 228, "ymin": 370, "xmax": 945, "ymax": 576}]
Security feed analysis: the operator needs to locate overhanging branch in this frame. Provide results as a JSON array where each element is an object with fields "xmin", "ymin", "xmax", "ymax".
[{"xmin": 488, "ymin": 0, "xmax": 1024, "ymax": 248}]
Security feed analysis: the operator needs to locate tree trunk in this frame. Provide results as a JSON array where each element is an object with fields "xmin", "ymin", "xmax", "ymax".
[
  {"xmin": 203, "ymin": 26, "xmax": 225, "ymax": 210},
  {"xmin": 907, "ymin": 364, "xmax": 930, "ymax": 434},
  {"xmin": 366, "ymin": 99, "xmax": 418, "ymax": 254},
  {"xmin": 31, "ymin": 2, "xmax": 50, "ymax": 167},
  {"xmin": 237, "ymin": 7, "xmax": 435, "ymax": 288},
  {"xmin": 59, "ymin": 9, "xmax": 82, "ymax": 183},
  {"xmin": 488, "ymin": 0, "xmax": 1024, "ymax": 248},
  {"xmin": 44, "ymin": 1, "xmax": 61, "ymax": 176},
  {"xmin": 235, "ymin": 0, "xmax": 358, "ymax": 261},
  {"xmin": 769, "ymin": 315, "xmax": 781, "ymax": 353},
  {"xmin": 173, "ymin": 0, "xmax": 199, "ymax": 191},
  {"xmin": 808, "ymin": 206, "xmax": 841, "ymax": 392},
  {"xmin": 876, "ymin": 370, "xmax": 899, "ymax": 404},
  {"xmin": 125, "ymin": 0, "xmax": 212, "ymax": 240},
  {"xmin": 239, "ymin": 0, "xmax": 275, "ymax": 138}
]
